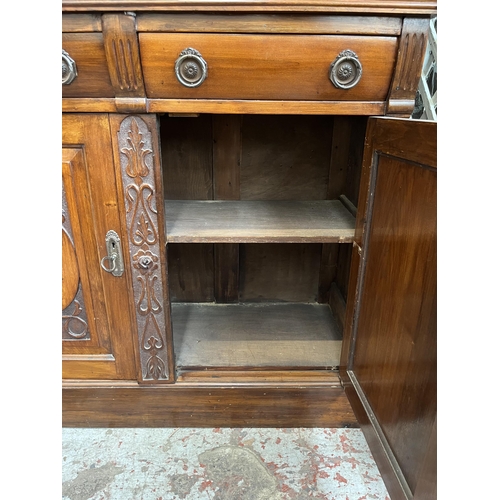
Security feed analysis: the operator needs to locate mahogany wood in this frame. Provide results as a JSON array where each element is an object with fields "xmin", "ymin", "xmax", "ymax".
[
  {"xmin": 172, "ymin": 302, "xmax": 342, "ymax": 369},
  {"xmin": 102, "ymin": 13, "xmax": 146, "ymax": 97},
  {"xmin": 62, "ymin": 34, "xmax": 114, "ymax": 97},
  {"xmin": 62, "ymin": 98, "xmax": 387, "ymax": 115},
  {"xmin": 62, "ymin": 1, "xmax": 437, "ymax": 15},
  {"xmin": 61, "ymin": 13, "xmax": 437, "ymax": 494},
  {"xmin": 147, "ymin": 99, "xmax": 387, "ymax": 115},
  {"xmin": 62, "ymin": 98, "xmax": 118, "ymax": 112},
  {"xmin": 214, "ymin": 244, "xmax": 240, "ymax": 302},
  {"xmin": 341, "ymin": 117, "xmax": 436, "ymax": 499},
  {"xmin": 62, "ymin": 114, "xmax": 137, "ymax": 380},
  {"xmin": 161, "ymin": 114, "xmax": 213, "ymax": 200},
  {"xmin": 328, "ymin": 282, "xmax": 347, "ymax": 330},
  {"xmin": 240, "ymin": 115, "xmax": 332, "ymax": 200},
  {"xmin": 62, "ymin": 148, "xmax": 107, "ymax": 350},
  {"xmin": 62, "ymin": 382, "xmax": 358, "ymax": 428},
  {"xmin": 140, "ymin": 33, "xmax": 398, "ymax": 101},
  {"xmin": 136, "ymin": 13, "xmax": 402, "ymax": 34},
  {"xmin": 318, "ymin": 243, "xmax": 339, "ymax": 303},
  {"xmin": 164, "ymin": 200, "xmax": 356, "ymax": 243},
  {"xmin": 387, "ymin": 17, "xmax": 429, "ymax": 116},
  {"xmin": 109, "ymin": 114, "xmax": 175, "ymax": 383},
  {"xmin": 175, "ymin": 369, "xmax": 342, "ymax": 385},
  {"xmin": 63, "ymin": 13, "xmax": 102, "ymax": 32},
  {"xmin": 168, "ymin": 243, "xmax": 215, "ymax": 302},
  {"xmin": 213, "ymin": 115, "xmax": 242, "ymax": 302},
  {"xmin": 239, "ymin": 244, "xmax": 322, "ymax": 303}
]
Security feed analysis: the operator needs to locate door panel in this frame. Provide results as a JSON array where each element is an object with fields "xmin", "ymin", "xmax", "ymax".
[
  {"xmin": 341, "ymin": 117, "xmax": 436, "ymax": 500},
  {"xmin": 62, "ymin": 114, "xmax": 137, "ymax": 379}
]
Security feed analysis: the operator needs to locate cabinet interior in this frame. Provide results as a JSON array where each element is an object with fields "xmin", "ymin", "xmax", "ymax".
[{"xmin": 160, "ymin": 113, "xmax": 367, "ymax": 372}]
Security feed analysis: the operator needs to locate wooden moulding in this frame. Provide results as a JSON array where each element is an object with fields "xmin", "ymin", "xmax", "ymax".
[
  {"xmin": 148, "ymin": 99, "xmax": 387, "ymax": 115},
  {"xmin": 62, "ymin": 1, "xmax": 437, "ymax": 16},
  {"xmin": 62, "ymin": 98, "xmax": 386, "ymax": 114},
  {"xmin": 62, "ymin": 381, "xmax": 359, "ymax": 428},
  {"xmin": 165, "ymin": 200, "xmax": 356, "ymax": 243},
  {"xmin": 63, "ymin": 13, "xmax": 102, "ymax": 32},
  {"xmin": 136, "ymin": 13, "xmax": 402, "ymax": 34}
]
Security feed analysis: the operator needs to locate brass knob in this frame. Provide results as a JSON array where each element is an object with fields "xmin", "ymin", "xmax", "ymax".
[
  {"xmin": 62, "ymin": 49, "xmax": 78, "ymax": 85},
  {"xmin": 329, "ymin": 50, "xmax": 362, "ymax": 89},
  {"xmin": 174, "ymin": 48, "xmax": 208, "ymax": 88}
]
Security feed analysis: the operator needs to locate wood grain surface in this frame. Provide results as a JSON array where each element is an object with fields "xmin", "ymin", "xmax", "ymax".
[
  {"xmin": 62, "ymin": 34, "xmax": 114, "ymax": 97},
  {"xmin": 165, "ymin": 200, "xmax": 356, "ymax": 243},
  {"xmin": 342, "ymin": 117, "xmax": 436, "ymax": 500},
  {"xmin": 172, "ymin": 302, "xmax": 342, "ymax": 368},
  {"xmin": 62, "ymin": 0, "xmax": 437, "ymax": 15},
  {"xmin": 62, "ymin": 114, "xmax": 137, "ymax": 380},
  {"xmin": 147, "ymin": 99, "xmax": 387, "ymax": 115},
  {"xmin": 62, "ymin": 382, "xmax": 358, "ymax": 428},
  {"xmin": 139, "ymin": 33, "xmax": 398, "ymax": 100},
  {"xmin": 137, "ymin": 13, "xmax": 402, "ymax": 34}
]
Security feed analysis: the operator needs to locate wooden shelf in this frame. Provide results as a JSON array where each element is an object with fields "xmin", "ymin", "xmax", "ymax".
[
  {"xmin": 171, "ymin": 302, "xmax": 343, "ymax": 369},
  {"xmin": 165, "ymin": 200, "xmax": 356, "ymax": 243}
]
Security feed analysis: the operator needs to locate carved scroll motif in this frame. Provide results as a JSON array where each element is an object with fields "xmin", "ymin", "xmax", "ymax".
[
  {"xmin": 62, "ymin": 188, "xmax": 90, "ymax": 341},
  {"xmin": 118, "ymin": 116, "xmax": 169, "ymax": 381}
]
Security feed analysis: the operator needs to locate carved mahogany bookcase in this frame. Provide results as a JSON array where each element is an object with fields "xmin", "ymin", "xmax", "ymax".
[{"xmin": 62, "ymin": 2, "xmax": 437, "ymax": 498}]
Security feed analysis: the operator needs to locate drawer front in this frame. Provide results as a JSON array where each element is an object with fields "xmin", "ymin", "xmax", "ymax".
[
  {"xmin": 140, "ymin": 33, "xmax": 398, "ymax": 101},
  {"xmin": 62, "ymin": 33, "xmax": 114, "ymax": 98}
]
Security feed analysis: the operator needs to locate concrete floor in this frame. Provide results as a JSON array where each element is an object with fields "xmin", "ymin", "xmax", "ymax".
[{"xmin": 62, "ymin": 428, "xmax": 390, "ymax": 499}]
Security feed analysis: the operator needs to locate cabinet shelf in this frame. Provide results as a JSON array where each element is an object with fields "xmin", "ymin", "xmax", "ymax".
[
  {"xmin": 172, "ymin": 302, "xmax": 343, "ymax": 369},
  {"xmin": 165, "ymin": 200, "xmax": 356, "ymax": 243}
]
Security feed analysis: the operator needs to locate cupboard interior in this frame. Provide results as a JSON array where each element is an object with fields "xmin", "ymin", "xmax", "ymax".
[{"xmin": 160, "ymin": 114, "xmax": 367, "ymax": 371}]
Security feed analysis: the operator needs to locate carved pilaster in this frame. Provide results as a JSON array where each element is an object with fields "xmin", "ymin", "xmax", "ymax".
[
  {"xmin": 102, "ymin": 13, "xmax": 145, "ymax": 98},
  {"xmin": 118, "ymin": 116, "xmax": 170, "ymax": 381},
  {"xmin": 387, "ymin": 18, "xmax": 430, "ymax": 116}
]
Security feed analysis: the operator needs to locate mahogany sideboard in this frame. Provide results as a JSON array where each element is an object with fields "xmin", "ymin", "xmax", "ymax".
[{"xmin": 62, "ymin": 2, "xmax": 437, "ymax": 498}]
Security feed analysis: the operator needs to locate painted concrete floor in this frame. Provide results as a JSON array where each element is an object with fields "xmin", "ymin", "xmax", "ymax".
[{"xmin": 62, "ymin": 428, "xmax": 390, "ymax": 500}]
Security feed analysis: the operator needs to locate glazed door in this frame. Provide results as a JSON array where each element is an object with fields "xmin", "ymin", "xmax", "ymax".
[
  {"xmin": 62, "ymin": 114, "xmax": 137, "ymax": 379},
  {"xmin": 340, "ymin": 117, "xmax": 437, "ymax": 500}
]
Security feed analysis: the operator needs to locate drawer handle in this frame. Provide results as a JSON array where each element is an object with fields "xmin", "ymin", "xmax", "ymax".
[
  {"xmin": 329, "ymin": 50, "xmax": 362, "ymax": 89},
  {"xmin": 62, "ymin": 49, "xmax": 78, "ymax": 85},
  {"xmin": 175, "ymin": 48, "xmax": 208, "ymax": 88}
]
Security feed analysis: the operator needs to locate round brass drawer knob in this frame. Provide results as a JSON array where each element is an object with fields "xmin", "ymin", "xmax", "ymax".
[
  {"xmin": 175, "ymin": 48, "xmax": 208, "ymax": 88},
  {"xmin": 329, "ymin": 50, "xmax": 362, "ymax": 89},
  {"xmin": 62, "ymin": 49, "xmax": 78, "ymax": 85}
]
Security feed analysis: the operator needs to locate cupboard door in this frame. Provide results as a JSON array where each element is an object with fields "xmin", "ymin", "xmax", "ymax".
[
  {"xmin": 341, "ymin": 117, "xmax": 436, "ymax": 500},
  {"xmin": 62, "ymin": 114, "xmax": 136, "ymax": 379}
]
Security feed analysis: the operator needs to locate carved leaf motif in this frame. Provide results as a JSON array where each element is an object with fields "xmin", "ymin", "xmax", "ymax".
[
  {"xmin": 126, "ymin": 184, "xmax": 158, "ymax": 246},
  {"xmin": 146, "ymin": 353, "xmax": 167, "ymax": 380},
  {"xmin": 121, "ymin": 118, "xmax": 152, "ymax": 179}
]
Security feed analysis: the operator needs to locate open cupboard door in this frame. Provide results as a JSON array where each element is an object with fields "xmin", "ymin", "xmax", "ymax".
[{"xmin": 340, "ymin": 116, "xmax": 437, "ymax": 500}]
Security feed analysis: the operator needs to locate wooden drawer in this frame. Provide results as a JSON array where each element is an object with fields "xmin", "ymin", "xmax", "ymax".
[
  {"xmin": 139, "ymin": 33, "xmax": 398, "ymax": 101},
  {"xmin": 62, "ymin": 33, "xmax": 114, "ymax": 98}
]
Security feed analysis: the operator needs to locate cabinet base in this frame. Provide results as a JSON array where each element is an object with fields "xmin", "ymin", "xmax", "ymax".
[{"xmin": 62, "ymin": 380, "xmax": 358, "ymax": 428}]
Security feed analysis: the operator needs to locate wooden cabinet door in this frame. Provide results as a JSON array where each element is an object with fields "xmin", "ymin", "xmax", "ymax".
[
  {"xmin": 62, "ymin": 114, "xmax": 137, "ymax": 380},
  {"xmin": 341, "ymin": 117, "xmax": 437, "ymax": 500}
]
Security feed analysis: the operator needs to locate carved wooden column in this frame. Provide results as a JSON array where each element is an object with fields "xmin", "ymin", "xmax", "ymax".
[
  {"xmin": 386, "ymin": 17, "xmax": 430, "ymax": 117},
  {"xmin": 102, "ymin": 13, "xmax": 147, "ymax": 113},
  {"xmin": 112, "ymin": 114, "xmax": 174, "ymax": 383}
]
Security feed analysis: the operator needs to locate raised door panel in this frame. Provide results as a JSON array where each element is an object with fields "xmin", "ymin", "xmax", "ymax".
[
  {"xmin": 341, "ymin": 117, "xmax": 436, "ymax": 500},
  {"xmin": 62, "ymin": 114, "xmax": 136, "ymax": 380}
]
